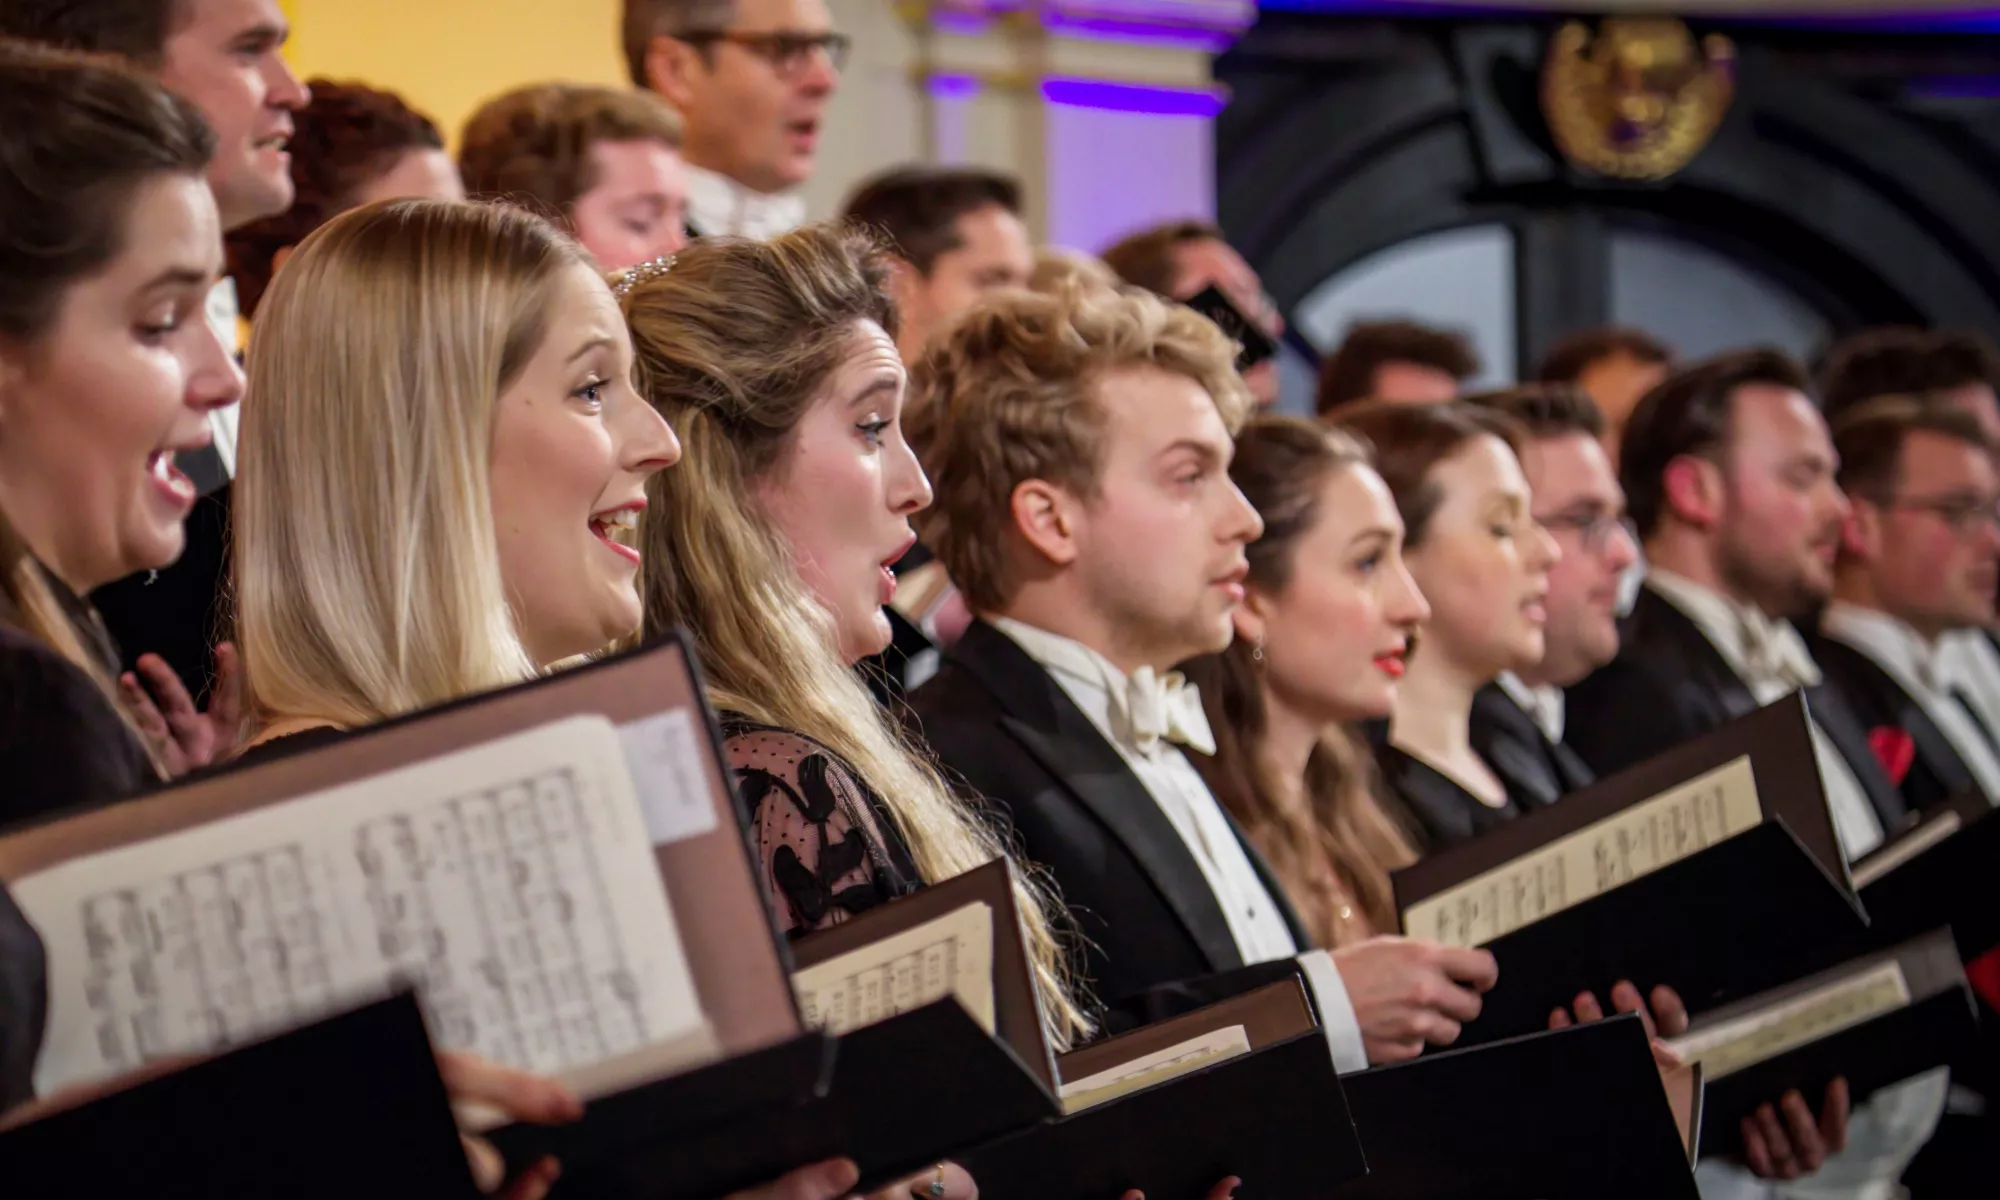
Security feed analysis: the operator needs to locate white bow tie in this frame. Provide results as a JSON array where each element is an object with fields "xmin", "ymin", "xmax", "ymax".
[
  {"xmin": 1738, "ymin": 611, "xmax": 1821, "ymax": 691},
  {"xmin": 1118, "ymin": 667, "xmax": 1216, "ymax": 756}
]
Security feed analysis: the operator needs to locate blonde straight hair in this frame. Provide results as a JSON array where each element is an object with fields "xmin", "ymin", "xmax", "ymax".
[
  {"xmin": 624, "ymin": 224, "xmax": 1090, "ymax": 1046},
  {"xmin": 236, "ymin": 199, "xmax": 576, "ymax": 730}
]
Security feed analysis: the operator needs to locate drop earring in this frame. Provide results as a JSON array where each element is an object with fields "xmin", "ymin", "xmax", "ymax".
[{"xmin": 1252, "ymin": 638, "xmax": 1265, "ymax": 664}]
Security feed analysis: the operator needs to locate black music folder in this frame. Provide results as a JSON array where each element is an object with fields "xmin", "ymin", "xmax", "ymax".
[
  {"xmin": 1852, "ymin": 791, "xmax": 2000, "ymax": 961},
  {"xmin": 1338, "ymin": 1014, "xmax": 1702, "ymax": 1199},
  {"xmin": 0, "ymin": 992, "xmax": 477, "ymax": 1199},
  {"xmin": 1665, "ymin": 928, "xmax": 1979, "ymax": 1156},
  {"xmin": 964, "ymin": 978, "xmax": 1365, "ymax": 1200},
  {"xmin": 1394, "ymin": 696, "xmax": 1869, "ymax": 1043},
  {"xmin": 779, "ymin": 858, "xmax": 1064, "ymax": 1191}
]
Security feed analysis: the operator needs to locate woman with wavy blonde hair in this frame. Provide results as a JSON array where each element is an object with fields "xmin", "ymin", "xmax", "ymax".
[
  {"xmin": 234, "ymin": 198, "xmax": 681, "ymax": 746},
  {"xmin": 622, "ymin": 225, "xmax": 1090, "ymax": 1061}
]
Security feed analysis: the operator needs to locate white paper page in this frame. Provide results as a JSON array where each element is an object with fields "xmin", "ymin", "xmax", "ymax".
[
  {"xmin": 792, "ymin": 902, "xmax": 994, "ymax": 1036},
  {"xmin": 1057, "ymin": 1025, "xmax": 1251, "ymax": 1114},
  {"xmin": 1664, "ymin": 961, "xmax": 1911, "ymax": 1081},
  {"xmin": 19, "ymin": 715, "xmax": 707, "ymax": 1096}
]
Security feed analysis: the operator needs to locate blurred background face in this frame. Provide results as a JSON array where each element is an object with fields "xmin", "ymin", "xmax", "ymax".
[
  {"xmin": 753, "ymin": 321, "xmax": 930, "ymax": 664},
  {"xmin": 1854, "ymin": 431, "xmax": 2000, "ymax": 638},
  {"xmin": 895, "ymin": 202, "xmax": 1032, "ymax": 361},
  {"xmin": 158, "ymin": 0, "xmax": 310, "ymax": 230},
  {"xmin": 1577, "ymin": 351, "xmax": 1670, "ymax": 454},
  {"xmin": 351, "ymin": 147, "xmax": 463, "ymax": 206},
  {"xmin": 667, "ymin": 0, "xmax": 839, "ymax": 193},
  {"xmin": 1068, "ymin": 366, "xmax": 1264, "ymax": 670},
  {"xmin": 1168, "ymin": 236, "xmax": 1284, "ymax": 409},
  {"xmin": 1404, "ymin": 436, "xmax": 1559, "ymax": 681},
  {"xmin": 1241, "ymin": 463, "xmax": 1429, "ymax": 724},
  {"xmin": 570, "ymin": 138, "xmax": 689, "ymax": 271},
  {"xmin": 0, "ymin": 176, "xmax": 241, "ymax": 592},
  {"xmin": 489, "ymin": 263, "xmax": 680, "ymax": 665},
  {"xmin": 1937, "ymin": 379, "xmax": 2000, "ymax": 445},
  {"xmin": 1715, "ymin": 385, "xmax": 1849, "ymax": 618},
  {"xmin": 1519, "ymin": 432, "xmax": 1638, "ymax": 687}
]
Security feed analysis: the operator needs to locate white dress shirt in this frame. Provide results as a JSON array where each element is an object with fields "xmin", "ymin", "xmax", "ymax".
[
  {"xmin": 1939, "ymin": 627, "xmax": 2000, "ymax": 783},
  {"xmin": 1497, "ymin": 671, "xmax": 1566, "ymax": 743},
  {"xmin": 683, "ymin": 161, "xmax": 807, "ymax": 240},
  {"xmin": 990, "ymin": 617, "xmax": 1368, "ymax": 1073},
  {"xmin": 1645, "ymin": 571, "xmax": 1885, "ymax": 860},
  {"xmin": 1821, "ymin": 603, "xmax": 2000, "ymax": 800},
  {"xmin": 205, "ymin": 278, "xmax": 241, "ymax": 478},
  {"xmin": 1642, "ymin": 578, "xmax": 1949, "ymax": 1198}
]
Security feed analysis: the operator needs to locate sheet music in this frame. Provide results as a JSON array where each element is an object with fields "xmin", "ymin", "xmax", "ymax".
[
  {"xmin": 792, "ymin": 902, "xmax": 994, "ymax": 1036},
  {"xmin": 1403, "ymin": 755, "xmax": 1763, "ymax": 947},
  {"xmin": 1057, "ymin": 1025, "xmax": 1251, "ymax": 1115},
  {"xmin": 18, "ymin": 715, "xmax": 711, "ymax": 1097},
  {"xmin": 1664, "ymin": 961, "xmax": 1911, "ymax": 1081}
]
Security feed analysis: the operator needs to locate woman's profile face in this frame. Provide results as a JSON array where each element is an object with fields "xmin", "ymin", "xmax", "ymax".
[
  {"xmin": 488, "ymin": 261, "xmax": 681, "ymax": 665},
  {"xmin": 0, "ymin": 173, "xmax": 241, "ymax": 592},
  {"xmin": 753, "ymin": 319, "xmax": 934, "ymax": 664}
]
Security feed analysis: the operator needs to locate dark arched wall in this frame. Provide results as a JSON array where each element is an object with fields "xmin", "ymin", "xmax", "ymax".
[{"xmin": 1217, "ymin": 14, "xmax": 2000, "ymax": 371}]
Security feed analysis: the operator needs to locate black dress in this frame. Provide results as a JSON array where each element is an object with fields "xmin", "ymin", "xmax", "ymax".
[
  {"xmin": 0, "ymin": 605, "xmax": 159, "ymax": 1113},
  {"xmin": 722, "ymin": 721, "xmax": 921, "ymax": 938},
  {"xmin": 1370, "ymin": 740, "xmax": 1524, "ymax": 855}
]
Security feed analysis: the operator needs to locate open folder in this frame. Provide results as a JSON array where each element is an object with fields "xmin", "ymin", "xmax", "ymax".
[
  {"xmin": 1392, "ymin": 695, "xmax": 1870, "ymax": 1042},
  {"xmin": 782, "ymin": 857, "xmax": 1063, "ymax": 1191},
  {"xmin": 1662, "ymin": 927, "xmax": 1979, "ymax": 1153},
  {"xmin": 1851, "ymin": 790, "xmax": 2000, "ymax": 961},
  {"xmin": 0, "ymin": 638, "xmax": 848, "ymax": 1200},
  {"xmin": 963, "ymin": 977, "xmax": 1365, "ymax": 1200},
  {"xmin": 0, "ymin": 991, "xmax": 477, "ymax": 1198},
  {"xmin": 1338, "ymin": 1013, "xmax": 1702, "ymax": 1199}
]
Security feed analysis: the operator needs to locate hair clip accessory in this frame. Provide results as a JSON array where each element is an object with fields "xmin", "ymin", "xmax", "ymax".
[{"xmin": 612, "ymin": 254, "xmax": 677, "ymax": 297}]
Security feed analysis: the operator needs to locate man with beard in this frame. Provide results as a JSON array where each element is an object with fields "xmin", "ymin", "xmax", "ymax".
[{"xmin": 1564, "ymin": 350, "xmax": 1938, "ymax": 1200}]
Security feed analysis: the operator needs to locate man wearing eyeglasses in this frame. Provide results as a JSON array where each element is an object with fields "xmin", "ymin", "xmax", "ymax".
[
  {"xmin": 623, "ymin": 0, "xmax": 846, "ymax": 239},
  {"xmin": 1809, "ymin": 397, "xmax": 2000, "ymax": 807},
  {"xmin": 1462, "ymin": 385, "xmax": 1635, "ymax": 808}
]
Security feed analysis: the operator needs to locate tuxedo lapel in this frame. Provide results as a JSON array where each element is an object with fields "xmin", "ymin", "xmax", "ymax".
[
  {"xmin": 1470, "ymin": 685, "xmax": 1565, "ymax": 809},
  {"xmin": 947, "ymin": 622, "xmax": 1246, "ymax": 971},
  {"xmin": 1806, "ymin": 683, "xmax": 1914, "ymax": 833},
  {"xmin": 1633, "ymin": 588, "xmax": 1762, "ymax": 721}
]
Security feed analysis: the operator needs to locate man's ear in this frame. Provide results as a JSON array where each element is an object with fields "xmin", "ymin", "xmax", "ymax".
[
  {"xmin": 643, "ymin": 35, "xmax": 704, "ymax": 110},
  {"xmin": 1841, "ymin": 498, "xmax": 1881, "ymax": 562},
  {"xmin": 1661, "ymin": 455, "xmax": 1723, "ymax": 531},
  {"xmin": 1010, "ymin": 478, "xmax": 1082, "ymax": 568},
  {"xmin": 885, "ymin": 256, "xmax": 925, "ymax": 323}
]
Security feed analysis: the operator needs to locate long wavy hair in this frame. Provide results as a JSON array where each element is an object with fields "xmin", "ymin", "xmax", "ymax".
[
  {"xmin": 235, "ymin": 200, "xmax": 578, "ymax": 731},
  {"xmin": 1181, "ymin": 416, "xmax": 1418, "ymax": 944},
  {"xmin": 624, "ymin": 222, "xmax": 1089, "ymax": 1046}
]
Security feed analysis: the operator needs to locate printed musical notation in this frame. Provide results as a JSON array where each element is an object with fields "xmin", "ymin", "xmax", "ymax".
[
  {"xmin": 23, "ymin": 716, "xmax": 709, "ymax": 1096},
  {"xmin": 792, "ymin": 902, "xmax": 995, "ymax": 1037},
  {"xmin": 1057, "ymin": 1025, "xmax": 1251, "ymax": 1114},
  {"xmin": 1665, "ymin": 961, "xmax": 1911, "ymax": 1081},
  {"xmin": 1404, "ymin": 756, "xmax": 1763, "ymax": 947}
]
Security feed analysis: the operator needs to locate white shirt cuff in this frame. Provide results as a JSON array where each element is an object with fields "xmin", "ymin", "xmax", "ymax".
[{"xmin": 1296, "ymin": 949, "xmax": 1368, "ymax": 1074}]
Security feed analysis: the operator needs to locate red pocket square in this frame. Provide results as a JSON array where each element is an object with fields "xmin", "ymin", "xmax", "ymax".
[{"xmin": 1867, "ymin": 726, "xmax": 1916, "ymax": 786}]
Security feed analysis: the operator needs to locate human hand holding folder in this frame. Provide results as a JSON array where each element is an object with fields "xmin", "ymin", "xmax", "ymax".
[{"xmin": 1333, "ymin": 936, "xmax": 1498, "ymax": 1063}]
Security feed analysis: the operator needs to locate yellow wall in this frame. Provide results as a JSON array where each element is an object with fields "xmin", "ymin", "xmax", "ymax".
[{"xmin": 279, "ymin": 0, "xmax": 628, "ymax": 149}]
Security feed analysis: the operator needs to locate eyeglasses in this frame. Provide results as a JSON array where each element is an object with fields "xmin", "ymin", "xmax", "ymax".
[
  {"xmin": 1536, "ymin": 510, "xmax": 1639, "ymax": 556},
  {"xmin": 679, "ymin": 29, "xmax": 851, "ymax": 76},
  {"xmin": 1877, "ymin": 493, "xmax": 2000, "ymax": 537}
]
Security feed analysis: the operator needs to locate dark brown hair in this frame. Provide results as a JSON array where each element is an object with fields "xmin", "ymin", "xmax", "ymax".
[
  {"xmin": 1618, "ymin": 348, "xmax": 1814, "ymax": 539},
  {"xmin": 0, "ymin": 39, "xmax": 213, "ymax": 760},
  {"xmin": 459, "ymin": 82, "xmax": 682, "ymax": 225},
  {"xmin": 840, "ymin": 165, "xmax": 1022, "ymax": 275},
  {"xmin": 1315, "ymin": 319, "xmax": 1480, "ymax": 416},
  {"xmin": 1328, "ymin": 401, "xmax": 1524, "ymax": 547},
  {"xmin": 225, "ymin": 80, "xmax": 444, "ymax": 316},
  {"xmin": 1819, "ymin": 327, "xmax": 2000, "ymax": 422},
  {"xmin": 1097, "ymin": 218, "xmax": 1226, "ymax": 298},
  {"xmin": 0, "ymin": 0, "xmax": 183, "ymax": 66},
  {"xmin": 1465, "ymin": 383, "xmax": 1606, "ymax": 440},
  {"xmin": 622, "ymin": 0, "xmax": 736, "ymax": 87},
  {"xmin": 1534, "ymin": 325, "xmax": 1672, "ymax": 385},
  {"xmin": 1181, "ymin": 416, "xmax": 1417, "ymax": 944},
  {"xmin": 1832, "ymin": 395, "xmax": 1994, "ymax": 501}
]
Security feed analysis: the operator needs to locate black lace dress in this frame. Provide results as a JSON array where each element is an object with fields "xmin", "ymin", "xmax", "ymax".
[{"xmin": 722, "ymin": 721, "xmax": 921, "ymax": 938}]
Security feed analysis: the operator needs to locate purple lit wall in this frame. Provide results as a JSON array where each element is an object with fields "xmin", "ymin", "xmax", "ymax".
[{"xmin": 1044, "ymin": 82, "xmax": 1222, "ymax": 251}]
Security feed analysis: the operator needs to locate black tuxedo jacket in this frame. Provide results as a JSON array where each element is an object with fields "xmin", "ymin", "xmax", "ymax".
[
  {"xmin": 90, "ymin": 480, "xmax": 231, "ymax": 705},
  {"xmin": 1468, "ymin": 684, "xmax": 1596, "ymax": 811},
  {"xmin": 1806, "ymin": 631, "xmax": 1980, "ymax": 812},
  {"xmin": 905, "ymin": 621, "xmax": 1311, "ymax": 1023},
  {"xmin": 1564, "ymin": 587, "xmax": 1910, "ymax": 835}
]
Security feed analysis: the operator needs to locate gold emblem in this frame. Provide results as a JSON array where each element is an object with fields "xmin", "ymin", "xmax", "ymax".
[{"xmin": 1542, "ymin": 18, "xmax": 1736, "ymax": 181}]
